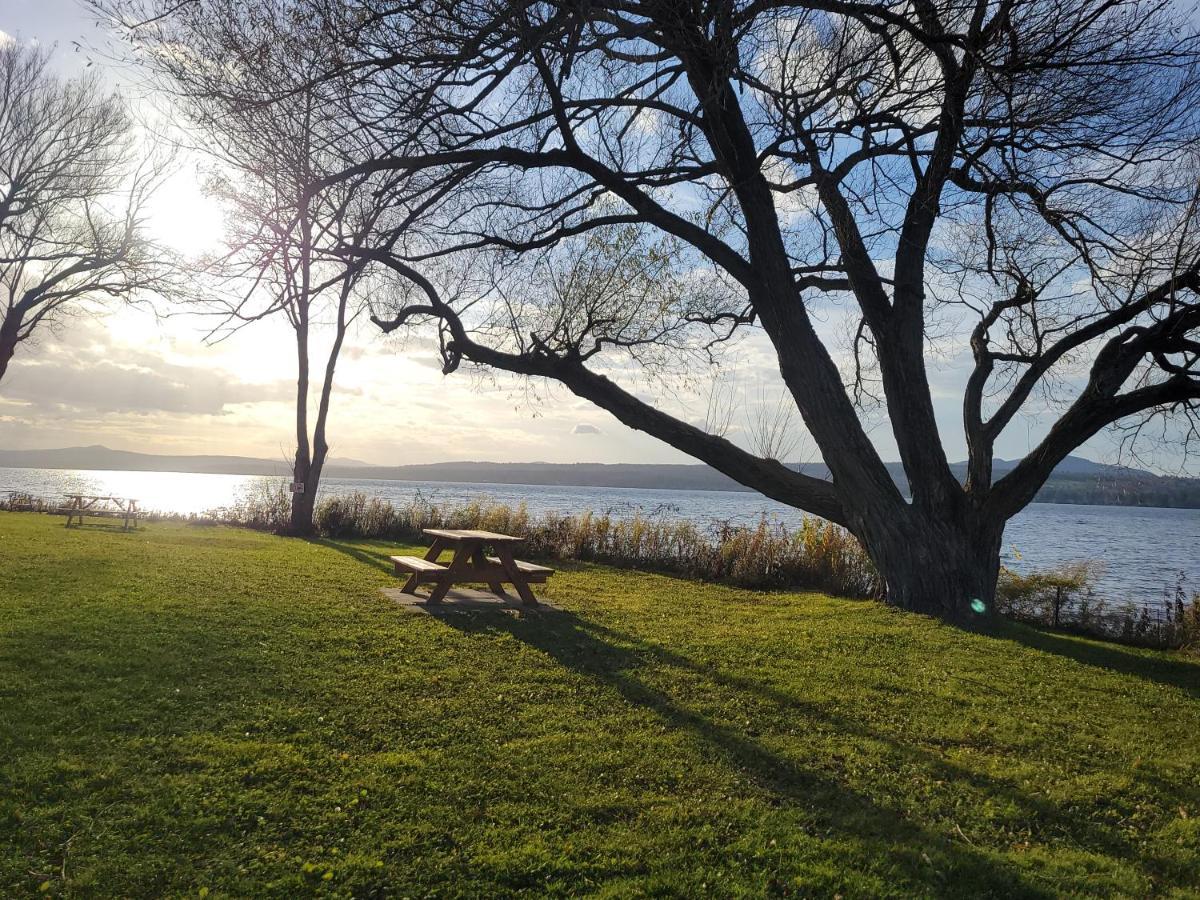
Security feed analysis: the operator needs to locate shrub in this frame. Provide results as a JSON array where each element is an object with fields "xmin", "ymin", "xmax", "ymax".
[
  {"xmin": 0, "ymin": 492, "xmax": 48, "ymax": 512},
  {"xmin": 999, "ymin": 560, "xmax": 1200, "ymax": 650},
  {"xmin": 222, "ymin": 479, "xmax": 291, "ymax": 533},
  {"xmin": 996, "ymin": 561, "xmax": 1100, "ymax": 628}
]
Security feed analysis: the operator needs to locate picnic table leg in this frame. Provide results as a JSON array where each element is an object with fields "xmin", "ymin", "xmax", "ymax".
[
  {"xmin": 472, "ymin": 547, "xmax": 507, "ymax": 597},
  {"xmin": 495, "ymin": 545, "xmax": 539, "ymax": 607},
  {"xmin": 402, "ymin": 538, "xmax": 447, "ymax": 593},
  {"xmin": 426, "ymin": 543, "xmax": 474, "ymax": 605}
]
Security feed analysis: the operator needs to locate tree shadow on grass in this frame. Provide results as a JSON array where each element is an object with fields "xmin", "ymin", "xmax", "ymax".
[
  {"xmin": 0, "ymin": 599, "xmax": 354, "ymax": 894},
  {"xmin": 311, "ymin": 538, "xmax": 404, "ymax": 575},
  {"xmin": 262, "ymin": 537, "xmax": 1194, "ymax": 887},
  {"xmin": 60, "ymin": 522, "xmax": 142, "ymax": 534},
  {"xmin": 576, "ymin": 614, "xmax": 1200, "ymax": 857},
  {"xmin": 427, "ymin": 605, "xmax": 1056, "ymax": 897},
  {"xmin": 994, "ymin": 620, "xmax": 1200, "ymax": 700},
  {"xmin": 313, "ymin": 537, "xmax": 592, "ymax": 581}
]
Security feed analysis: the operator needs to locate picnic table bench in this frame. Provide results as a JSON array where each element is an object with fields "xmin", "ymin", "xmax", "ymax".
[
  {"xmin": 55, "ymin": 494, "xmax": 139, "ymax": 530},
  {"xmin": 391, "ymin": 528, "xmax": 553, "ymax": 607}
]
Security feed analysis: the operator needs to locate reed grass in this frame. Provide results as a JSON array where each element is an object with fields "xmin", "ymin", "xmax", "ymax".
[{"xmin": 218, "ymin": 482, "xmax": 881, "ymax": 598}]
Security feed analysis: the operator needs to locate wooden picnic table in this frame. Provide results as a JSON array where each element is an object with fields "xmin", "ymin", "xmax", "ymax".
[
  {"xmin": 390, "ymin": 528, "xmax": 553, "ymax": 607},
  {"xmin": 59, "ymin": 494, "xmax": 139, "ymax": 530}
]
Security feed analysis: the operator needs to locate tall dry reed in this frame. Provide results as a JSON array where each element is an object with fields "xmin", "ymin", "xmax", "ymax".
[{"xmin": 302, "ymin": 489, "xmax": 881, "ymax": 598}]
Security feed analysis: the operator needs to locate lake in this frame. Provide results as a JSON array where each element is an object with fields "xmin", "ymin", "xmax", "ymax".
[{"xmin": 2, "ymin": 465, "xmax": 1197, "ymax": 606}]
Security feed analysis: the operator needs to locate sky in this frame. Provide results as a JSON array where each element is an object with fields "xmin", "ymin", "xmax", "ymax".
[{"xmin": 0, "ymin": 2, "xmax": 1189, "ymax": 472}]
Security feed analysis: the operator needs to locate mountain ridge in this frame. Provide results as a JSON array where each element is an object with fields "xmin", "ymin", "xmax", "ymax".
[{"xmin": 1, "ymin": 445, "xmax": 1197, "ymax": 507}]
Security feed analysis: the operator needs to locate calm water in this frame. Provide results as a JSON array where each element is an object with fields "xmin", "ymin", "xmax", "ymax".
[{"xmin": 2, "ymin": 466, "xmax": 1197, "ymax": 605}]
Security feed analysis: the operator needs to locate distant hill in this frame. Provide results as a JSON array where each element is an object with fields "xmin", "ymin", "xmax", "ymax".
[
  {"xmin": 326, "ymin": 457, "xmax": 379, "ymax": 468},
  {"xmin": 0, "ymin": 446, "xmax": 375, "ymax": 476},
  {"xmin": 0, "ymin": 445, "xmax": 294, "ymax": 476},
  {"xmin": 322, "ymin": 458, "xmax": 1200, "ymax": 508},
  {"xmin": 1, "ymin": 445, "xmax": 1198, "ymax": 508}
]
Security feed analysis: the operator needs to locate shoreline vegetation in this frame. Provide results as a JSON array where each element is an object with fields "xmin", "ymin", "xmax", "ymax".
[
  {"xmin": 1, "ymin": 512, "xmax": 1198, "ymax": 896},
  {"xmin": 4, "ymin": 485, "xmax": 1197, "ymax": 651}
]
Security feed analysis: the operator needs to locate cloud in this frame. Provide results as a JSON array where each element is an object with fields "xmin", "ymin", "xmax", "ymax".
[
  {"xmin": 573, "ymin": 423, "xmax": 601, "ymax": 435},
  {"xmin": 0, "ymin": 343, "xmax": 292, "ymax": 415}
]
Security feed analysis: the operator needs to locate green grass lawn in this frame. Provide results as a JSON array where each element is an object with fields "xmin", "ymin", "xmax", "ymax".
[{"xmin": 0, "ymin": 513, "xmax": 1197, "ymax": 898}]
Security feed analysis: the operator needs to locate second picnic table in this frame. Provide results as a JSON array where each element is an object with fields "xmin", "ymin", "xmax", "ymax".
[
  {"xmin": 390, "ymin": 528, "xmax": 553, "ymax": 607},
  {"xmin": 59, "ymin": 494, "xmax": 140, "ymax": 530}
]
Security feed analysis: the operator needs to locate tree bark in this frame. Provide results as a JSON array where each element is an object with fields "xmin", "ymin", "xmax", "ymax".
[
  {"xmin": 0, "ymin": 316, "xmax": 17, "ymax": 385},
  {"xmin": 288, "ymin": 449, "xmax": 327, "ymax": 537},
  {"xmin": 287, "ymin": 191, "xmax": 316, "ymax": 537},
  {"xmin": 287, "ymin": 361, "xmax": 315, "ymax": 537},
  {"xmin": 0, "ymin": 331, "xmax": 16, "ymax": 388},
  {"xmin": 856, "ymin": 508, "xmax": 1003, "ymax": 624}
]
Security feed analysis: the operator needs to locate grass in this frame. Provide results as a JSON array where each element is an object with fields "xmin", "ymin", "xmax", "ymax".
[{"xmin": 0, "ymin": 513, "xmax": 1198, "ymax": 898}]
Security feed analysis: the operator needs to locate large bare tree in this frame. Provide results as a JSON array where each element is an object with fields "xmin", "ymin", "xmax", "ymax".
[
  {"xmin": 115, "ymin": 0, "xmax": 1200, "ymax": 621},
  {"xmin": 96, "ymin": 2, "xmax": 390, "ymax": 535},
  {"xmin": 199, "ymin": 95, "xmax": 383, "ymax": 537},
  {"xmin": 0, "ymin": 41, "xmax": 177, "ymax": 384},
  {"xmin": 339, "ymin": 0, "xmax": 1200, "ymax": 621}
]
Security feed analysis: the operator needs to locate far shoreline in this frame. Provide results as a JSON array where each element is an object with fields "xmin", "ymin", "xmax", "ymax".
[{"xmin": 3, "ymin": 461, "xmax": 1200, "ymax": 511}]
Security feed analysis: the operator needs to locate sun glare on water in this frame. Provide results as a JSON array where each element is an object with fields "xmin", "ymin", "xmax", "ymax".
[{"xmin": 42, "ymin": 470, "xmax": 262, "ymax": 516}]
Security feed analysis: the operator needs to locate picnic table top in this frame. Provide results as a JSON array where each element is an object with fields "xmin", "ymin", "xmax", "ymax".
[
  {"xmin": 422, "ymin": 528, "xmax": 523, "ymax": 543},
  {"xmin": 64, "ymin": 494, "xmax": 137, "ymax": 503}
]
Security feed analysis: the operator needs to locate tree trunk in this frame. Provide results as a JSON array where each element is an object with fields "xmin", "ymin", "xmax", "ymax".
[
  {"xmin": 288, "ymin": 453, "xmax": 317, "ymax": 537},
  {"xmin": 289, "ymin": 494, "xmax": 317, "ymax": 535},
  {"xmin": 0, "ymin": 316, "xmax": 19, "ymax": 385},
  {"xmin": 287, "ymin": 444, "xmax": 327, "ymax": 538},
  {"xmin": 858, "ymin": 510, "xmax": 1003, "ymax": 625}
]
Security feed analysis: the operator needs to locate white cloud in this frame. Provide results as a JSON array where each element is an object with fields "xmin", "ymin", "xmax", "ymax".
[
  {"xmin": 2, "ymin": 346, "xmax": 291, "ymax": 415},
  {"xmin": 0, "ymin": 299, "xmax": 704, "ymax": 465},
  {"xmin": 573, "ymin": 423, "xmax": 601, "ymax": 435}
]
